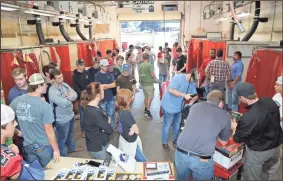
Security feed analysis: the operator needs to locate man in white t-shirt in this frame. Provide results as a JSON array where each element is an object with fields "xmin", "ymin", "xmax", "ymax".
[
  {"xmin": 273, "ymin": 76, "xmax": 282, "ymax": 128},
  {"xmin": 269, "ymin": 75, "xmax": 282, "ymax": 177}
]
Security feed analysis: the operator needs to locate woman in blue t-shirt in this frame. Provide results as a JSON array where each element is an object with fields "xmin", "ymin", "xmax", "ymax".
[{"xmin": 116, "ymin": 89, "xmax": 147, "ymax": 162}]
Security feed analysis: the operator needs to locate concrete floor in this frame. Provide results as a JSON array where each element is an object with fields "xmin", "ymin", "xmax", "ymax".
[{"xmin": 67, "ymin": 50, "xmax": 282, "ymax": 180}]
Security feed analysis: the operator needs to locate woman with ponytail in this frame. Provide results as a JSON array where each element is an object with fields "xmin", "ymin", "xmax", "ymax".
[{"xmin": 81, "ymin": 82, "xmax": 113, "ymax": 161}]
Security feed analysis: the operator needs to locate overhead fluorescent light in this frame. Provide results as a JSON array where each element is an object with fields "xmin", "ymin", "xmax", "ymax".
[
  {"xmin": 24, "ymin": 9, "xmax": 59, "ymax": 17},
  {"xmin": 1, "ymin": 6, "xmax": 18, "ymax": 11},
  {"xmin": 58, "ymin": 15, "xmax": 76, "ymax": 20},
  {"xmin": 216, "ymin": 17, "xmax": 228, "ymax": 22},
  {"xmin": 236, "ymin": 12, "xmax": 250, "ymax": 18},
  {"xmin": 1, "ymin": 3, "xmax": 19, "ymax": 11}
]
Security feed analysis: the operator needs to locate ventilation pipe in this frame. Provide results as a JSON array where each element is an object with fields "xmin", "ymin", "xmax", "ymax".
[
  {"xmin": 229, "ymin": 17, "xmax": 235, "ymax": 40},
  {"xmin": 88, "ymin": 18, "xmax": 93, "ymax": 40},
  {"xmin": 229, "ymin": 1, "xmax": 245, "ymax": 33},
  {"xmin": 84, "ymin": 17, "xmax": 93, "ymax": 39},
  {"xmin": 52, "ymin": 12, "xmax": 74, "ymax": 42},
  {"xmin": 241, "ymin": 1, "xmax": 263, "ymax": 41},
  {"xmin": 59, "ymin": 12, "xmax": 74, "ymax": 42},
  {"xmin": 76, "ymin": 13, "xmax": 88, "ymax": 40},
  {"xmin": 27, "ymin": 15, "xmax": 46, "ymax": 44}
]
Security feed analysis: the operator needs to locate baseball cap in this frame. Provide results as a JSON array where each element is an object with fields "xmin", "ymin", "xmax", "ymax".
[
  {"xmin": 29, "ymin": 73, "xmax": 45, "ymax": 86},
  {"xmin": 122, "ymin": 63, "xmax": 130, "ymax": 71},
  {"xmin": 1, "ymin": 104, "xmax": 15, "ymax": 126},
  {"xmin": 236, "ymin": 82, "xmax": 255, "ymax": 98},
  {"xmin": 76, "ymin": 59, "xmax": 85, "ymax": 66},
  {"xmin": 100, "ymin": 59, "xmax": 109, "ymax": 66},
  {"xmin": 276, "ymin": 76, "xmax": 282, "ymax": 85},
  {"xmin": 108, "ymin": 59, "xmax": 114, "ymax": 66}
]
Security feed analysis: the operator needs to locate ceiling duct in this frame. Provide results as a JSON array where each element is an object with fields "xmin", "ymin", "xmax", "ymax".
[
  {"xmin": 241, "ymin": 1, "xmax": 268, "ymax": 41},
  {"xmin": 27, "ymin": 14, "xmax": 46, "ymax": 44},
  {"xmin": 75, "ymin": 12, "xmax": 88, "ymax": 40},
  {"xmin": 84, "ymin": 17, "xmax": 93, "ymax": 40},
  {"xmin": 52, "ymin": 12, "xmax": 74, "ymax": 42}
]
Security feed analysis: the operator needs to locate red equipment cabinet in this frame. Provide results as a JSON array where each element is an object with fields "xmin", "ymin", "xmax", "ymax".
[{"xmin": 239, "ymin": 48, "xmax": 283, "ymax": 113}]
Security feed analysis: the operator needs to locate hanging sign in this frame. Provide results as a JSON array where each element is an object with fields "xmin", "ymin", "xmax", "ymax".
[{"xmin": 132, "ymin": 1, "xmax": 155, "ymax": 13}]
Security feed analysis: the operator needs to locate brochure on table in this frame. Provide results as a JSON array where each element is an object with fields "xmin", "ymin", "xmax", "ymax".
[{"xmin": 51, "ymin": 144, "xmax": 175, "ymax": 180}]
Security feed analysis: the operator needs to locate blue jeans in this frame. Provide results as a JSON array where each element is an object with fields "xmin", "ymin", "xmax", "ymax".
[
  {"xmin": 162, "ymin": 108, "xmax": 182, "ymax": 144},
  {"xmin": 175, "ymin": 149, "xmax": 214, "ymax": 180},
  {"xmin": 89, "ymin": 144, "xmax": 111, "ymax": 162},
  {"xmin": 100, "ymin": 99, "xmax": 115, "ymax": 128},
  {"xmin": 135, "ymin": 146, "xmax": 147, "ymax": 162},
  {"xmin": 159, "ymin": 74, "xmax": 168, "ymax": 93},
  {"xmin": 55, "ymin": 118, "xmax": 77, "ymax": 156},
  {"xmin": 228, "ymin": 81, "xmax": 241, "ymax": 112},
  {"xmin": 78, "ymin": 100, "xmax": 84, "ymax": 132},
  {"xmin": 23, "ymin": 143, "xmax": 53, "ymax": 168}
]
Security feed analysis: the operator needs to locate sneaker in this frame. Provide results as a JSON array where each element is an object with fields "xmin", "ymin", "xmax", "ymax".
[
  {"xmin": 162, "ymin": 144, "xmax": 170, "ymax": 151},
  {"xmin": 145, "ymin": 111, "xmax": 153, "ymax": 119}
]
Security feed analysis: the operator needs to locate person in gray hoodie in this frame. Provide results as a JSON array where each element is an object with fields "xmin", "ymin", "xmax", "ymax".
[{"xmin": 49, "ymin": 69, "xmax": 84, "ymax": 156}]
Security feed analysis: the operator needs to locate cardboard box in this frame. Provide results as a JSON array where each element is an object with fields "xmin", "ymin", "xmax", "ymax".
[
  {"xmin": 216, "ymin": 137, "xmax": 245, "ymax": 158},
  {"xmin": 213, "ymin": 149, "xmax": 244, "ymax": 170}
]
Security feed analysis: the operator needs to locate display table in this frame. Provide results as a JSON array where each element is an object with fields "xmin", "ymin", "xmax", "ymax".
[{"xmin": 44, "ymin": 157, "xmax": 144, "ymax": 180}]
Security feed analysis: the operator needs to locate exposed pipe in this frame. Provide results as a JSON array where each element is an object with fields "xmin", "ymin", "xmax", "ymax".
[
  {"xmin": 229, "ymin": 1, "xmax": 245, "ymax": 33},
  {"xmin": 35, "ymin": 15, "xmax": 46, "ymax": 44},
  {"xmin": 59, "ymin": 19, "xmax": 74, "ymax": 42},
  {"xmin": 59, "ymin": 12, "xmax": 74, "ymax": 42},
  {"xmin": 88, "ymin": 18, "xmax": 93, "ymax": 40},
  {"xmin": 17, "ymin": 13, "xmax": 24, "ymax": 46},
  {"xmin": 229, "ymin": 17, "xmax": 235, "ymax": 40},
  {"xmin": 241, "ymin": 1, "xmax": 261, "ymax": 41},
  {"xmin": 76, "ymin": 14, "xmax": 88, "ymax": 40}
]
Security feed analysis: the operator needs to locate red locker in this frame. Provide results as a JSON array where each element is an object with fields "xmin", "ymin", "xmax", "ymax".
[{"xmin": 239, "ymin": 48, "xmax": 283, "ymax": 113}]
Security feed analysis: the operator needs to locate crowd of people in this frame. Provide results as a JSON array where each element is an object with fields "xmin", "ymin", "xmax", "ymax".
[{"xmin": 1, "ymin": 42, "xmax": 282, "ymax": 180}]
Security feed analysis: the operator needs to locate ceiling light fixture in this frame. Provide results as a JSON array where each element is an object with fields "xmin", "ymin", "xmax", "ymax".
[
  {"xmin": 1, "ymin": 6, "xmax": 18, "ymax": 11},
  {"xmin": 1, "ymin": 3, "xmax": 19, "ymax": 11},
  {"xmin": 236, "ymin": 12, "xmax": 250, "ymax": 18},
  {"xmin": 24, "ymin": 9, "xmax": 59, "ymax": 17},
  {"xmin": 58, "ymin": 15, "xmax": 77, "ymax": 20},
  {"xmin": 216, "ymin": 17, "xmax": 228, "ymax": 22}
]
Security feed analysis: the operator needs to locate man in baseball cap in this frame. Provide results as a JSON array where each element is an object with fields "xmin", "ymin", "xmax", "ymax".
[
  {"xmin": 116, "ymin": 63, "xmax": 137, "ymax": 100},
  {"xmin": 95, "ymin": 59, "xmax": 116, "ymax": 128},
  {"xmin": 1, "ymin": 104, "xmax": 22, "ymax": 180},
  {"xmin": 273, "ymin": 76, "xmax": 283, "ymax": 124},
  {"xmin": 73, "ymin": 59, "xmax": 91, "ymax": 138},
  {"xmin": 231, "ymin": 82, "xmax": 283, "ymax": 180},
  {"xmin": 10, "ymin": 73, "xmax": 60, "ymax": 168}
]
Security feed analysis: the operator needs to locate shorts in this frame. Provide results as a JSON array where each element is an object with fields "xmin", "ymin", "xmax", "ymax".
[{"xmin": 142, "ymin": 85, "xmax": 154, "ymax": 98}]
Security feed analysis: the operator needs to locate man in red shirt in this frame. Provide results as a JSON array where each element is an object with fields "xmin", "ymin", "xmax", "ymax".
[
  {"xmin": 199, "ymin": 49, "xmax": 216, "ymax": 97},
  {"xmin": 1, "ymin": 105, "xmax": 22, "ymax": 180},
  {"xmin": 172, "ymin": 42, "xmax": 179, "ymax": 75},
  {"xmin": 157, "ymin": 46, "xmax": 163, "ymax": 59}
]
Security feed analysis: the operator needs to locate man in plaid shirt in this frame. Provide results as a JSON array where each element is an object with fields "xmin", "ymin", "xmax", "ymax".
[{"xmin": 205, "ymin": 49, "xmax": 232, "ymax": 96}]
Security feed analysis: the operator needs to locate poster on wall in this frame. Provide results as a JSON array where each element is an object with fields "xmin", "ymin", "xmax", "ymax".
[{"xmin": 132, "ymin": 1, "xmax": 155, "ymax": 13}]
